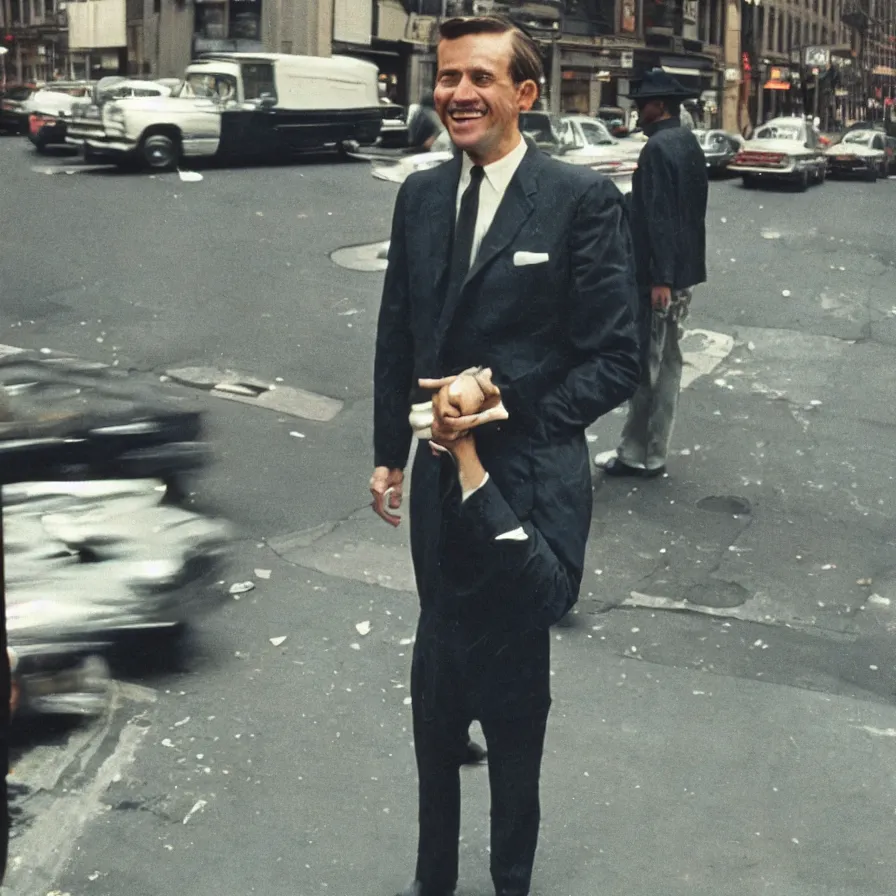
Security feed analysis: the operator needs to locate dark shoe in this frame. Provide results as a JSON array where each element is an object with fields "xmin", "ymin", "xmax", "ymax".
[
  {"xmin": 603, "ymin": 458, "xmax": 665, "ymax": 478},
  {"xmin": 462, "ymin": 738, "xmax": 488, "ymax": 765},
  {"xmin": 395, "ymin": 882, "xmax": 455, "ymax": 896}
]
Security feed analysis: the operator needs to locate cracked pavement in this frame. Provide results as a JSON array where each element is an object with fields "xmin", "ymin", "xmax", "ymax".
[{"xmin": 2, "ymin": 141, "xmax": 896, "ymax": 895}]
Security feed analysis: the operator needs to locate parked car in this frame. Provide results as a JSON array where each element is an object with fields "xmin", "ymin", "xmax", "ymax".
[
  {"xmin": 728, "ymin": 116, "xmax": 827, "ymax": 190},
  {"xmin": 519, "ymin": 110, "xmax": 565, "ymax": 153},
  {"xmin": 556, "ymin": 114, "xmax": 644, "ymax": 166},
  {"xmin": 67, "ymin": 52, "xmax": 383, "ymax": 170},
  {"xmin": 378, "ymin": 99, "xmax": 410, "ymax": 148},
  {"xmin": 25, "ymin": 82, "xmax": 93, "ymax": 152},
  {"xmin": 824, "ymin": 128, "xmax": 894, "ymax": 180},
  {"xmin": 694, "ymin": 128, "xmax": 744, "ymax": 174},
  {"xmin": 596, "ymin": 105, "xmax": 629, "ymax": 137},
  {"xmin": 0, "ymin": 84, "xmax": 40, "ymax": 134}
]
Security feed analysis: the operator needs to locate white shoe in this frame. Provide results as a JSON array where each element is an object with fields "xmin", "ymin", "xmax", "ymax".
[{"xmin": 593, "ymin": 449, "xmax": 618, "ymax": 469}]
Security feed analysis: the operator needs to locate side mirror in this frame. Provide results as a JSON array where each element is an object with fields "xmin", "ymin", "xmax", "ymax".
[{"xmin": 259, "ymin": 94, "xmax": 275, "ymax": 110}]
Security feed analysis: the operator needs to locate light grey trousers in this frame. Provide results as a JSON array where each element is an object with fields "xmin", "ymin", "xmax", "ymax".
[{"xmin": 617, "ymin": 289, "xmax": 692, "ymax": 471}]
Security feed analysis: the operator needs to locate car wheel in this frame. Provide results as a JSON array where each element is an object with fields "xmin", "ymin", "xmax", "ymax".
[
  {"xmin": 33, "ymin": 140, "xmax": 48, "ymax": 154},
  {"xmin": 796, "ymin": 169, "xmax": 809, "ymax": 191},
  {"xmin": 865, "ymin": 165, "xmax": 878, "ymax": 182},
  {"xmin": 742, "ymin": 174, "xmax": 758, "ymax": 189},
  {"xmin": 816, "ymin": 165, "xmax": 826, "ymax": 185},
  {"xmin": 141, "ymin": 132, "xmax": 180, "ymax": 170}
]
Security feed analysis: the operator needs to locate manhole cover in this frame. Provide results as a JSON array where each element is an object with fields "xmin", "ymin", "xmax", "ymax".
[
  {"xmin": 330, "ymin": 241, "xmax": 390, "ymax": 272},
  {"xmin": 697, "ymin": 495, "xmax": 752, "ymax": 515}
]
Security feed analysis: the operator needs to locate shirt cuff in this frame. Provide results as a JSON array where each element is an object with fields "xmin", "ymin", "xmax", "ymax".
[{"xmin": 461, "ymin": 471, "xmax": 490, "ymax": 502}]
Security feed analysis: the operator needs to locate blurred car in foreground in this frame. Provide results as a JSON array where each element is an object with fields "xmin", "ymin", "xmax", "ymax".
[
  {"xmin": 728, "ymin": 116, "xmax": 827, "ymax": 190},
  {"xmin": 0, "ymin": 352, "xmax": 231, "ymax": 724},
  {"xmin": 824, "ymin": 129, "xmax": 894, "ymax": 180}
]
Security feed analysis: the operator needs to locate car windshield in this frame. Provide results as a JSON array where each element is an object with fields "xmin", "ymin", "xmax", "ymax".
[
  {"xmin": 578, "ymin": 120, "xmax": 615, "ymax": 146},
  {"xmin": 756, "ymin": 123, "xmax": 803, "ymax": 140},
  {"xmin": 173, "ymin": 74, "xmax": 237, "ymax": 100}
]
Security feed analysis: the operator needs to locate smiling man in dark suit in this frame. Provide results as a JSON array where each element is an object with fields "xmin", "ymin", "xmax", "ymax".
[{"xmin": 370, "ymin": 15, "xmax": 641, "ymax": 896}]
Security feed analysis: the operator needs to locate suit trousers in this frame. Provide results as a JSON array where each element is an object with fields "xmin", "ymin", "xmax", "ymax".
[
  {"xmin": 410, "ymin": 621, "xmax": 550, "ymax": 896},
  {"xmin": 617, "ymin": 290, "xmax": 690, "ymax": 471}
]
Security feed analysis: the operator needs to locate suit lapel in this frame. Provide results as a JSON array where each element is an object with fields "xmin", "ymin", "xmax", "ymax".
[
  {"xmin": 423, "ymin": 152, "xmax": 462, "ymax": 307},
  {"xmin": 435, "ymin": 146, "xmax": 540, "ymax": 353}
]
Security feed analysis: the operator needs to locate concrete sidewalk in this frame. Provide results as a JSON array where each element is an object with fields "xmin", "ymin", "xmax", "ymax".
[{"xmin": 43, "ymin": 551, "xmax": 896, "ymax": 896}]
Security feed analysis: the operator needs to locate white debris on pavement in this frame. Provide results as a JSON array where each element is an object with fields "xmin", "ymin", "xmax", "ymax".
[
  {"xmin": 355, "ymin": 620, "xmax": 372, "ymax": 636},
  {"xmin": 177, "ymin": 169, "xmax": 203, "ymax": 183},
  {"xmin": 269, "ymin": 636, "xmax": 287, "ymax": 647},
  {"xmin": 182, "ymin": 799, "xmax": 208, "ymax": 824},
  {"xmin": 254, "ymin": 568, "xmax": 272, "ymax": 579}
]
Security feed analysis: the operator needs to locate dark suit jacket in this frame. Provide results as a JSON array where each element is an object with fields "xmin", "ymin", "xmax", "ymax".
[
  {"xmin": 629, "ymin": 117, "xmax": 708, "ymax": 292},
  {"xmin": 374, "ymin": 143, "xmax": 639, "ymax": 647}
]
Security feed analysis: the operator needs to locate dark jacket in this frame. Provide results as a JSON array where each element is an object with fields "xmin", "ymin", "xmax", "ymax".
[
  {"xmin": 629, "ymin": 116, "xmax": 708, "ymax": 292},
  {"xmin": 374, "ymin": 145, "xmax": 639, "ymax": 624}
]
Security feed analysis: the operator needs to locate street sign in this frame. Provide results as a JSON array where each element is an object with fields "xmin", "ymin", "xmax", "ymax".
[{"xmin": 620, "ymin": 51, "xmax": 633, "ymax": 69}]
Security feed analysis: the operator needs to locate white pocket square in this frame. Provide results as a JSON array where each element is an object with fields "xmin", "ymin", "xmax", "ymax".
[
  {"xmin": 495, "ymin": 527, "xmax": 529, "ymax": 542},
  {"xmin": 513, "ymin": 251, "xmax": 549, "ymax": 267}
]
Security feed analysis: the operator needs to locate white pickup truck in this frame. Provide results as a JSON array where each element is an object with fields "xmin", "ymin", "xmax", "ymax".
[{"xmin": 67, "ymin": 53, "xmax": 383, "ymax": 170}]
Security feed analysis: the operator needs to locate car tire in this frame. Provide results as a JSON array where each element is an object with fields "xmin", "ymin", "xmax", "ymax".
[
  {"xmin": 796, "ymin": 170, "xmax": 809, "ymax": 191},
  {"xmin": 742, "ymin": 174, "xmax": 758, "ymax": 189},
  {"xmin": 865, "ymin": 166, "xmax": 878, "ymax": 182},
  {"xmin": 141, "ymin": 132, "xmax": 180, "ymax": 170},
  {"xmin": 33, "ymin": 140, "xmax": 47, "ymax": 154},
  {"xmin": 816, "ymin": 165, "xmax": 826, "ymax": 185}
]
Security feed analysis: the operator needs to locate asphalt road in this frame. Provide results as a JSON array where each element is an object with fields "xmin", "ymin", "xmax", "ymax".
[{"xmin": 2, "ymin": 136, "xmax": 896, "ymax": 896}]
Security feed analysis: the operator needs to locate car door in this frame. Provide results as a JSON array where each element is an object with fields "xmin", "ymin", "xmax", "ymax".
[{"xmin": 221, "ymin": 62, "xmax": 280, "ymax": 159}]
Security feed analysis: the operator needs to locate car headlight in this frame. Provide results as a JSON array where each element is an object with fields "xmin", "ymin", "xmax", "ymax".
[{"xmin": 105, "ymin": 103, "xmax": 125, "ymax": 123}]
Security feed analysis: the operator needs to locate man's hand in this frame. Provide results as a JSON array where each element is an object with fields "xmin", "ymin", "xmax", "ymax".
[
  {"xmin": 370, "ymin": 466, "xmax": 404, "ymax": 527},
  {"xmin": 651, "ymin": 285, "xmax": 672, "ymax": 312},
  {"xmin": 418, "ymin": 367, "xmax": 509, "ymax": 435}
]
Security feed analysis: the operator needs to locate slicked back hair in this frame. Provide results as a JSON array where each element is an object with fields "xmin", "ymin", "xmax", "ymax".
[{"xmin": 438, "ymin": 15, "xmax": 543, "ymax": 97}]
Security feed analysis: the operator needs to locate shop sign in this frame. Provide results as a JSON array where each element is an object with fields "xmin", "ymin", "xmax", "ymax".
[
  {"xmin": 804, "ymin": 46, "xmax": 830, "ymax": 67},
  {"xmin": 620, "ymin": 51, "xmax": 633, "ymax": 69}
]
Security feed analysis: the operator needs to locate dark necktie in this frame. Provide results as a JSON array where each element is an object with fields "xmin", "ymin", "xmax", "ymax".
[{"xmin": 446, "ymin": 165, "xmax": 484, "ymax": 301}]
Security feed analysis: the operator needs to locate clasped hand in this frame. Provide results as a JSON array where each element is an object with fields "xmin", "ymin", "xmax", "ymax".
[{"xmin": 418, "ymin": 367, "xmax": 508, "ymax": 453}]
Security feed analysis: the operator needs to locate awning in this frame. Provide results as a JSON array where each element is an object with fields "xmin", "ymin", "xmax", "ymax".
[{"xmin": 763, "ymin": 80, "xmax": 790, "ymax": 90}]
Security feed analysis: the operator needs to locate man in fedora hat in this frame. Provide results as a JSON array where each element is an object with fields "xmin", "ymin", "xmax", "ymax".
[{"xmin": 597, "ymin": 68, "xmax": 708, "ymax": 478}]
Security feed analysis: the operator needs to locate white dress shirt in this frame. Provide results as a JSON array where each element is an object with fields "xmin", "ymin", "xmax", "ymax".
[
  {"xmin": 454, "ymin": 138, "xmax": 526, "ymax": 503},
  {"xmin": 456, "ymin": 136, "xmax": 528, "ymax": 267}
]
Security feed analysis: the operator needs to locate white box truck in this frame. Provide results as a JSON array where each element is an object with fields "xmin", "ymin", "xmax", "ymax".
[{"xmin": 67, "ymin": 53, "xmax": 383, "ymax": 170}]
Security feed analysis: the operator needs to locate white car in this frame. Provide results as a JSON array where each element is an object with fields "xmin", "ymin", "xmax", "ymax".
[
  {"xmin": 728, "ymin": 116, "xmax": 827, "ymax": 190},
  {"xmin": 370, "ymin": 149, "xmax": 454, "ymax": 183},
  {"xmin": 824, "ymin": 129, "xmax": 893, "ymax": 180},
  {"xmin": 370, "ymin": 143, "xmax": 634, "ymax": 196},
  {"xmin": 557, "ymin": 115, "xmax": 644, "ymax": 166}
]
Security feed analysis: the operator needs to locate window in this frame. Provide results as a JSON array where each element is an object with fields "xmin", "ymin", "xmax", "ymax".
[
  {"xmin": 580, "ymin": 121, "xmax": 614, "ymax": 145},
  {"xmin": 44, "ymin": 0, "xmax": 53, "ymax": 17},
  {"xmin": 241, "ymin": 63, "xmax": 276, "ymax": 102}
]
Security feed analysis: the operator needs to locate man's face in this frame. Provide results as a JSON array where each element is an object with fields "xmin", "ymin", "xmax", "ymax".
[
  {"xmin": 637, "ymin": 98, "xmax": 665, "ymax": 128},
  {"xmin": 434, "ymin": 31, "xmax": 537, "ymax": 165}
]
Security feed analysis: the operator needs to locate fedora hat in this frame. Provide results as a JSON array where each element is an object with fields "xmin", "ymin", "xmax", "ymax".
[{"xmin": 627, "ymin": 68, "xmax": 701, "ymax": 101}]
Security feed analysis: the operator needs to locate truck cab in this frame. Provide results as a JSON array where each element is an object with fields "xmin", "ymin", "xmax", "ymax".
[{"xmin": 69, "ymin": 53, "xmax": 383, "ymax": 170}]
